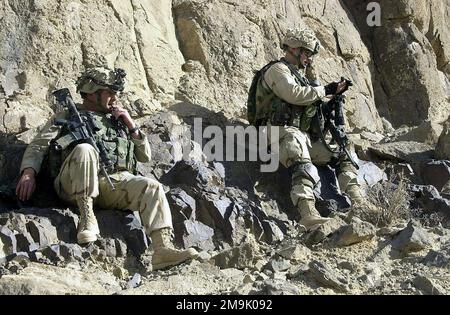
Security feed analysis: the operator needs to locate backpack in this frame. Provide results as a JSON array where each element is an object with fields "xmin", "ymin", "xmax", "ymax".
[{"xmin": 246, "ymin": 61, "xmax": 279, "ymax": 125}]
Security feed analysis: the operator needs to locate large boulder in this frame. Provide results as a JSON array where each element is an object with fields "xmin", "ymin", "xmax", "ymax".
[
  {"xmin": 350, "ymin": 0, "xmax": 450, "ymax": 127},
  {"xmin": 436, "ymin": 117, "xmax": 450, "ymax": 160},
  {"xmin": 368, "ymin": 141, "xmax": 435, "ymax": 162},
  {"xmin": 172, "ymin": 0, "xmax": 383, "ymax": 132}
]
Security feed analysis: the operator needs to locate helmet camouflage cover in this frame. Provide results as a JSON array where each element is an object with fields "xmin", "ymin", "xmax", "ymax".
[
  {"xmin": 282, "ymin": 28, "xmax": 321, "ymax": 54},
  {"xmin": 76, "ymin": 67, "xmax": 127, "ymax": 94}
]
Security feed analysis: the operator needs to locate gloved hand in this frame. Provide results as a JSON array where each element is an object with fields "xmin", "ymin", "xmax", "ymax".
[
  {"xmin": 325, "ymin": 77, "xmax": 352, "ymax": 96},
  {"xmin": 324, "ymin": 81, "xmax": 339, "ymax": 96}
]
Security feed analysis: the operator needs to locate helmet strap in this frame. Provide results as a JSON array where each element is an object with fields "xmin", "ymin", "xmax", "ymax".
[
  {"xmin": 288, "ymin": 48, "xmax": 303, "ymax": 67},
  {"xmin": 95, "ymin": 90, "xmax": 102, "ymax": 104}
]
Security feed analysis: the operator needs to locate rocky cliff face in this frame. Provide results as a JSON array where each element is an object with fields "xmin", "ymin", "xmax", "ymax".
[
  {"xmin": 1, "ymin": 0, "xmax": 450, "ymax": 295},
  {"xmin": 1, "ymin": 0, "xmax": 448, "ymax": 142}
]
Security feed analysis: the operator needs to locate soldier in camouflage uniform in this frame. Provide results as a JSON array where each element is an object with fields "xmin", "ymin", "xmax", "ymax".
[
  {"xmin": 15, "ymin": 67, "xmax": 198, "ymax": 270},
  {"xmin": 255, "ymin": 28, "xmax": 367, "ymax": 230}
]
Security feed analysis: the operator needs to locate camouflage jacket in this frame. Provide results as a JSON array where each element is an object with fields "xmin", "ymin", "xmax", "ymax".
[
  {"xmin": 20, "ymin": 104, "xmax": 151, "ymax": 176},
  {"xmin": 255, "ymin": 60, "xmax": 326, "ymax": 130}
]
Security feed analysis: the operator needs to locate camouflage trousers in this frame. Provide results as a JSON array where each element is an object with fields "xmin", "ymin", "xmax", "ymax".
[
  {"xmin": 268, "ymin": 125, "xmax": 359, "ymax": 208},
  {"xmin": 53, "ymin": 143, "xmax": 173, "ymax": 234}
]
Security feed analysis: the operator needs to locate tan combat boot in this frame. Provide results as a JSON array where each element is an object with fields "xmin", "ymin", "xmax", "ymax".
[
  {"xmin": 75, "ymin": 195, "xmax": 100, "ymax": 244},
  {"xmin": 346, "ymin": 184, "xmax": 379, "ymax": 213},
  {"xmin": 150, "ymin": 228, "xmax": 199, "ymax": 270},
  {"xmin": 345, "ymin": 184, "xmax": 365, "ymax": 205},
  {"xmin": 298, "ymin": 199, "xmax": 331, "ymax": 230}
]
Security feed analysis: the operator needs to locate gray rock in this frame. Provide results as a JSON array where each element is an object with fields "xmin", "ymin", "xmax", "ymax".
[
  {"xmin": 421, "ymin": 248, "xmax": 450, "ymax": 268},
  {"xmin": 337, "ymin": 261, "xmax": 358, "ymax": 272},
  {"xmin": 197, "ymin": 192, "xmax": 234, "ymax": 242},
  {"xmin": 7, "ymin": 252, "xmax": 30, "ymax": 267},
  {"xmin": 377, "ymin": 226, "xmax": 406, "ymax": 237},
  {"xmin": 114, "ymin": 239, "xmax": 128, "ymax": 257},
  {"xmin": 95, "ymin": 238, "xmax": 117, "ymax": 258},
  {"xmin": 0, "ymin": 226, "xmax": 17, "ymax": 257},
  {"xmin": 95, "ymin": 210, "xmax": 149, "ymax": 257},
  {"xmin": 167, "ymin": 188, "xmax": 196, "ymax": 223},
  {"xmin": 113, "ymin": 267, "xmax": 129, "ymax": 280},
  {"xmin": 413, "ymin": 275, "xmax": 447, "ymax": 295},
  {"xmin": 127, "ymin": 273, "xmax": 142, "ymax": 289},
  {"xmin": 212, "ymin": 162, "xmax": 226, "ymax": 180},
  {"xmin": 120, "ymin": 213, "xmax": 148, "ymax": 257},
  {"xmin": 25, "ymin": 221, "xmax": 53, "ymax": 248},
  {"xmin": 15, "ymin": 232, "xmax": 39, "ymax": 253},
  {"xmin": 212, "ymin": 241, "xmax": 263, "ymax": 270},
  {"xmin": 17, "ymin": 208, "xmax": 76, "ymax": 243},
  {"xmin": 220, "ymin": 268, "xmax": 244, "ymax": 278},
  {"xmin": 255, "ymin": 272, "xmax": 269, "ymax": 281},
  {"xmin": 243, "ymin": 274, "xmax": 256, "ymax": 284},
  {"xmin": 59, "ymin": 243, "xmax": 84, "ymax": 261},
  {"xmin": 41, "ymin": 245, "xmax": 62, "ymax": 262},
  {"xmin": 336, "ymin": 217, "xmax": 376, "ymax": 246},
  {"xmin": 252, "ymin": 279, "xmax": 301, "ymax": 295},
  {"xmin": 386, "ymin": 163, "xmax": 416, "ymax": 181},
  {"xmin": 408, "ymin": 185, "xmax": 450, "ymax": 216},
  {"xmin": 161, "ymin": 160, "xmax": 224, "ymax": 189},
  {"xmin": 441, "ymin": 180, "xmax": 450, "ymax": 200},
  {"xmin": 369, "ymin": 141, "xmax": 434, "ymax": 162},
  {"xmin": 392, "ymin": 221, "xmax": 432, "ymax": 254},
  {"xmin": 277, "ymin": 244, "xmax": 312, "ymax": 263},
  {"xmin": 174, "ymin": 219, "xmax": 215, "ymax": 251},
  {"xmin": 261, "ymin": 220, "xmax": 284, "ymax": 243},
  {"xmin": 396, "ymin": 121, "xmax": 443, "ymax": 145},
  {"xmin": 287, "ymin": 264, "xmax": 309, "ymax": 279},
  {"xmin": 231, "ymin": 283, "xmax": 255, "ymax": 295},
  {"xmin": 413, "ymin": 160, "xmax": 450, "ymax": 192},
  {"xmin": 308, "ymin": 260, "xmax": 349, "ymax": 293},
  {"xmin": 3, "ymin": 213, "xmax": 28, "ymax": 234},
  {"xmin": 357, "ymin": 160, "xmax": 387, "ymax": 189},
  {"xmin": 436, "ymin": 117, "xmax": 450, "ymax": 160},
  {"xmin": 359, "ymin": 263, "xmax": 382, "ymax": 288},
  {"xmin": 28, "ymin": 251, "xmax": 44, "ymax": 263},
  {"xmin": 264, "ymin": 258, "xmax": 291, "ymax": 273},
  {"xmin": 360, "ymin": 131, "xmax": 385, "ymax": 143},
  {"xmin": 6, "ymin": 261, "xmax": 23, "ymax": 274},
  {"xmin": 304, "ymin": 217, "xmax": 347, "ymax": 245}
]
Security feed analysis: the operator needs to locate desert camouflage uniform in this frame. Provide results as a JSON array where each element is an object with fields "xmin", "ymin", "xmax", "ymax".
[
  {"xmin": 261, "ymin": 61, "xmax": 361, "ymax": 209},
  {"xmin": 20, "ymin": 104, "xmax": 173, "ymax": 235},
  {"xmin": 19, "ymin": 66, "xmax": 198, "ymax": 270}
]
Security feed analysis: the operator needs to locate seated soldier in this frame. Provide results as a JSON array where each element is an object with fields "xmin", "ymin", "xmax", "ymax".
[
  {"xmin": 15, "ymin": 66, "xmax": 198, "ymax": 270},
  {"xmin": 254, "ymin": 28, "xmax": 372, "ymax": 230}
]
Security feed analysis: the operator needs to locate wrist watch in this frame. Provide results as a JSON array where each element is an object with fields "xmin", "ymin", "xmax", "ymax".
[{"xmin": 129, "ymin": 126, "xmax": 140, "ymax": 134}]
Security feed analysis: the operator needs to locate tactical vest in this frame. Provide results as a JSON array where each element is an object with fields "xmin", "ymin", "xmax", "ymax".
[
  {"xmin": 255, "ymin": 59, "xmax": 318, "ymax": 132},
  {"xmin": 46, "ymin": 109, "xmax": 137, "ymax": 178}
]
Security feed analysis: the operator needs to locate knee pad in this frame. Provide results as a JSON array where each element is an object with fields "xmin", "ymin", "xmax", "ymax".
[
  {"xmin": 73, "ymin": 143, "xmax": 96, "ymax": 154},
  {"xmin": 291, "ymin": 162, "xmax": 320, "ymax": 188}
]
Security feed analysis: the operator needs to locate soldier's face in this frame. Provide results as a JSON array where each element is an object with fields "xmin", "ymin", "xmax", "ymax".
[
  {"xmin": 299, "ymin": 50, "xmax": 314, "ymax": 68},
  {"xmin": 100, "ymin": 89, "xmax": 118, "ymax": 112}
]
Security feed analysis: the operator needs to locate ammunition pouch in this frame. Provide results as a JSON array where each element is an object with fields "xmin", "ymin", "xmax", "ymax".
[
  {"xmin": 269, "ymin": 99, "xmax": 317, "ymax": 132},
  {"xmin": 269, "ymin": 99, "xmax": 292, "ymax": 126},
  {"xmin": 45, "ymin": 141, "xmax": 63, "ymax": 179}
]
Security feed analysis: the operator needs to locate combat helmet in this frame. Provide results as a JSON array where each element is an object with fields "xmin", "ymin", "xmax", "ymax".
[
  {"xmin": 282, "ymin": 28, "xmax": 321, "ymax": 55},
  {"xmin": 76, "ymin": 67, "xmax": 126, "ymax": 95}
]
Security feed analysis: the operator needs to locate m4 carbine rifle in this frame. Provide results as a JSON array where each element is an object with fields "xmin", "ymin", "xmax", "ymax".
[
  {"xmin": 52, "ymin": 88, "xmax": 115, "ymax": 189},
  {"xmin": 316, "ymin": 78, "xmax": 359, "ymax": 169}
]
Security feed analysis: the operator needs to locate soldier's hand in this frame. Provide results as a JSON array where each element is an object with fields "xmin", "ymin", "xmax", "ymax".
[
  {"xmin": 16, "ymin": 168, "xmax": 36, "ymax": 201},
  {"xmin": 111, "ymin": 105, "xmax": 134, "ymax": 128},
  {"xmin": 336, "ymin": 81, "xmax": 348, "ymax": 94},
  {"xmin": 335, "ymin": 80, "xmax": 348, "ymax": 95}
]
